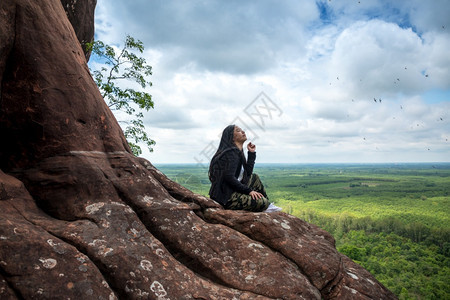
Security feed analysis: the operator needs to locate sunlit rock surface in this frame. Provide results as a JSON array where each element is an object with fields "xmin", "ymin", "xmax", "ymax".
[{"xmin": 0, "ymin": 0, "xmax": 397, "ymax": 298}]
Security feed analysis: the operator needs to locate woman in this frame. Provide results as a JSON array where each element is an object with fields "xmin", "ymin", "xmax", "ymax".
[{"xmin": 208, "ymin": 125, "xmax": 281, "ymax": 212}]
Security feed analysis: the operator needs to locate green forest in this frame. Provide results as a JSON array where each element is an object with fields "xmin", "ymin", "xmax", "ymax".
[{"xmin": 157, "ymin": 163, "xmax": 450, "ymax": 299}]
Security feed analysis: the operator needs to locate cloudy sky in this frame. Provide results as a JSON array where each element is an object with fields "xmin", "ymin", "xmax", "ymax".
[{"xmin": 92, "ymin": 0, "xmax": 450, "ymax": 164}]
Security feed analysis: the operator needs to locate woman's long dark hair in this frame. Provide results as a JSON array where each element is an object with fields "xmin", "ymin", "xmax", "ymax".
[{"xmin": 208, "ymin": 125, "xmax": 245, "ymax": 182}]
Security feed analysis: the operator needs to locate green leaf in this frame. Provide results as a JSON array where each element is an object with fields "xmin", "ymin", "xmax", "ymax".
[{"xmin": 88, "ymin": 35, "xmax": 155, "ymax": 155}]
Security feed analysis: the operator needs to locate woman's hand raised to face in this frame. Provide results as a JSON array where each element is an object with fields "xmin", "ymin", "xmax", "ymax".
[{"xmin": 247, "ymin": 142, "xmax": 256, "ymax": 152}]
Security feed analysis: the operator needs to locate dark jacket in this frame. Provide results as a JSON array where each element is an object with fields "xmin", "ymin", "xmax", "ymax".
[
  {"xmin": 208, "ymin": 125, "xmax": 256, "ymax": 206},
  {"xmin": 209, "ymin": 148, "xmax": 256, "ymax": 205}
]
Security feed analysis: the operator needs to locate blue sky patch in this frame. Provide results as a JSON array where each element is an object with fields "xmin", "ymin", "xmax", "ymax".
[{"xmin": 423, "ymin": 89, "xmax": 450, "ymax": 104}]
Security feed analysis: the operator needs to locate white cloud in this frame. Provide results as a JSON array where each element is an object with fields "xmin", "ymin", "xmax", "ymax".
[{"xmin": 93, "ymin": 0, "xmax": 450, "ymax": 163}]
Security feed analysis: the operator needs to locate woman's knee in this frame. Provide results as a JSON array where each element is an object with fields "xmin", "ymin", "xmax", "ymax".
[
  {"xmin": 249, "ymin": 173, "xmax": 261, "ymax": 186},
  {"xmin": 250, "ymin": 173, "xmax": 260, "ymax": 181}
]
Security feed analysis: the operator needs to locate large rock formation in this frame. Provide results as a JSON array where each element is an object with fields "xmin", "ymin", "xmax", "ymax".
[{"xmin": 0, "ymin": 0, "xmax": 397, "ymax": 299}]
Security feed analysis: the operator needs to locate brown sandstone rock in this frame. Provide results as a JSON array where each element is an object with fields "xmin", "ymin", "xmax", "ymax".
[
  {"xmin": 0, "ymin": 170, "xmax": 116, "ymax": 299},
  {"xmin": 60, "ymin": 0, "xmax": 97, "ymax": 60},
  {"xmin": 0, "ymin": 0, "xmax": 397, "ymax": 299}
]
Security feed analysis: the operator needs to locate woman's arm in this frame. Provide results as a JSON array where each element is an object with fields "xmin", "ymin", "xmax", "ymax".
[
  {"xmin": 222, "ymin": 150, "xmax": 252, "ymax": 194},
  {"xmin": 244, "ymin": 142, "xmax": 256, "ymax": 175}
]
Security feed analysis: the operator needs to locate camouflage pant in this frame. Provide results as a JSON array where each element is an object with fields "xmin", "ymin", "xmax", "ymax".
[{"xmin": 224, "ymin": 174, "xmax": 270, "ymax": 212}]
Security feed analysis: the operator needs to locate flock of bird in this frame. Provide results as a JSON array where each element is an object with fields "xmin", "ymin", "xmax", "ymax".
[
  {"xmin": 331, "ymin": 64, "xmax": 448, "ymax": 153},
  {"xmin": 322, "ymin": 1, "xmax": 449, "ymax": 155}
]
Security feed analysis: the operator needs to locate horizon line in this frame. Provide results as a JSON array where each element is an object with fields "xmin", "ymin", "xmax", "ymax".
[{"xmin": 153, "ymin": 161, "xmax": 450, "ymax": 165}]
